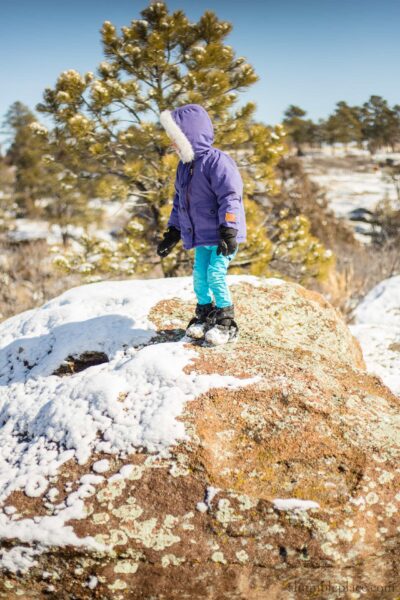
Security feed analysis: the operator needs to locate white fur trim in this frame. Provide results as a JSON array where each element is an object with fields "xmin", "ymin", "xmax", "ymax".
[{"xmin": 160, "ymin": 110, "xmax": 195, "ymax": 163}]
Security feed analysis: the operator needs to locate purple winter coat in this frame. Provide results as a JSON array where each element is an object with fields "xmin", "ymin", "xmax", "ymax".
[{"xmin": 160, "ymin": 104, "xmax": 247, "ymax": 250}]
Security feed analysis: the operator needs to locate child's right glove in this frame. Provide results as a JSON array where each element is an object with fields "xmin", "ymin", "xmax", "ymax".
[
  {"xmin": 217, "ymin": 225, "xmax": 238, "ymax": 256},
  {"xmin": 157, "ymin": 226, "xmax": 181, "ymax": 258}
]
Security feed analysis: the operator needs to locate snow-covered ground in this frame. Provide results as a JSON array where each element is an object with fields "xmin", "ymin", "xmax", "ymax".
[
  {"xmin": 305, "ymin": 143, "xmax": 400, "ymax": 162},
  {"xmin": 6, "ymin": 197, "xmax": 137, "ymax": 245},
  {"xmin": 0, "ymin": 275, "xmax": 260, "ymax": 570},
  {"xmin": 350, "ymin": 275, "xmax": 400, "ymax": 397},
  {"xmin": 302, "ymin": 145, "xmax": 399, "ymax": 243},
  {"xmin": 7, "ymin": 219, "xmax": 66, "ymax": 244},
  {"xmin": 87, "ymin": 195, "xmax": 139, "ymax": 233},
  {"xmin": 304, "ymin": 167, "xmax": 396, "ymax": 218},
  {"xmin": 7, "ymin": 218, "xmax": 114, "ymax": 245}
]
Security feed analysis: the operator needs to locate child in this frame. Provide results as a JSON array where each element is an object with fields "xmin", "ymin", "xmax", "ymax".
[{"xmin": 157, "ymin": 104, "xmax": 246, "ymax": 345}]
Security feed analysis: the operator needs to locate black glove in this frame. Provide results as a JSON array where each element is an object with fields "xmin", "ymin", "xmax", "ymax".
[
  {"xmin": 217, "ymin": 225, "xmax": 238, "ymax": 256},
  {"xmin": 157, "ymin": 226, "xmax": 181, "ymax": 258}
]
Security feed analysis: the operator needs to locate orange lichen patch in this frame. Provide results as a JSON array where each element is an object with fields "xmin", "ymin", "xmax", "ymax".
[
  {"xmin": 4, "ymin": 489, "xmax": 46, "ymax": 520},
  {"xmin": 341, "ymin": 336, "xmax": 365, "ymax": 370},
  {"xmin": 148, "ymin": 298, "xmax": 194, "ymax": 333},
  {"xmin": 182, "ymin": 343, "xmax": 253, "ymax": 379},
  {"xmin": 185, "ymin": 385, "xmax": 366, "ymax": 509},
  {"xmin": 295, "ymin": 285, "xmax": 335, "ymax": 310},
  {"xmin": 337, "ymin": 363, "xmax": 399, "ymax": 408}
]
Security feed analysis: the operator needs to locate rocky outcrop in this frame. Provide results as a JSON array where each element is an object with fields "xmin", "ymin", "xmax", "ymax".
[{"xmin": 0, "ymin": 277, "xmax": 399, "ymax": 600}]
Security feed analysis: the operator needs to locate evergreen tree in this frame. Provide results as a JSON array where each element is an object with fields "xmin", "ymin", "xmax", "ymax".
[
  {"xmin": 360, "ymin": 95, "xmax": 400, "ymax": 153},
  {"xmin": 34, "ymin": 2, "xmax": 288, "ymax": 278},
  {"xmin": 3, "ymin": 102, "xmax": 49, "ymax": 216},
  {"xmin": 323, "ymin": 101, "xmax": 362, "ymax": 148},
  {"xmin": 381, "ymin": 158, "xmax": 400, "ymax": 204},
  {"xmin": 282, "ymin": 105, "xmax": 315, "ymax": 155},
  {"xmin": 268, "ymin": 210, "xmax": 334, "ymax": 284},
  {"xmin": 40, "ymin": 152, "xmax": 103, "ymax": 246},
  {"xmin": 3, "ymin": 101, "xmax": 101, "ymax": 243},
  {"xmin": 0, "ymin": 150, "xmax": 16, "ymax": 232}
]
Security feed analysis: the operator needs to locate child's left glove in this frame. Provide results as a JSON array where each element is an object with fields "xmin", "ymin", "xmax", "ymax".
[
  {"xmin": 217, "ymin": 225, "xmax": 238, "ymax": 256},
  {"xmin": 157, "ymin": 226, "xmax": 181, "ymax": 258}
]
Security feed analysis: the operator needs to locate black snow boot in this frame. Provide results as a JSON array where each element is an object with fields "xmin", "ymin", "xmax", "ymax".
[
  {"xmin": 185, "ymin": 302, "xmax": 215, "ymax": 339},
  {"xmin": 204, "ymin": 305, "xmax": 239, "ymax": 345}
]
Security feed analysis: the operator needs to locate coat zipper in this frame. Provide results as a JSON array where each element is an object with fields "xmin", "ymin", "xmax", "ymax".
[{"xmin": 186, "ymin": 162, "xmax": 195, "ymax": 238}]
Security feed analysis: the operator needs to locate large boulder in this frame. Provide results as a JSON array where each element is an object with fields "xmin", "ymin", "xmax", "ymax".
[{"xmin": 0, "ymin": 276, "xmax": 399, "ymax": 600}]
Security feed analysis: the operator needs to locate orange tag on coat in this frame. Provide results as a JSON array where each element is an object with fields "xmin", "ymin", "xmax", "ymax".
[{"xmin": 225, "ymin": 212, "xmax": 236, "ymax": 222}]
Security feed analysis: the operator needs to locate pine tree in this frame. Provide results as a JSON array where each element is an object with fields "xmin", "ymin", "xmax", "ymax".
[
  {"xmin": 0, "ymin": 150, "xmax": 16, "ymax": 232},
  {"xmin": 323, "ymin": 101, "xmax": 363, "ymax": 148},
  {"xmin": 2, "ymin": 102, "xmax": 96, "ymax": 241},
  {"xmin": 268, "ymin": 210, "xmax": 334, "ymax": 284},
  {"xmin": 40, "ymin": 153, "xmax": 103, "ymax": 246},
  {"xmin": 360, "ymin": 95, "xmax": 400, "ymax": 153},
  {"xmin": 33, "ymin": 2, "xmax": 287, "ymax": 278},
  {"xmin": 3, "ymin": 102, "xmax": 49, "ymax": 217},
  {"xmin": 3, "ymin": 101, "xmax": 102, "ymax": 244},
  {"xmin": 282, "ymin": 105, "xmax": 315, "ymax": 155}
]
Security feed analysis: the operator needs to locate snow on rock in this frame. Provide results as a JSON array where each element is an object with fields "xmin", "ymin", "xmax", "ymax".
[
  {"xmin": 196, "ymin": 486, "xmax": 221, "ymax": 512},
  {"xmin": 0, "ymin": 546, "xmax": 43, "ymax": 574},
  {"xmin": 0, "ymin": 276, "xmax": 259, "ymax": 560},
  {"xmin": 273, "ymin": 498, "xmax": 320, "ymax": 511},
  {"xmin": 92, "ymin": 459, "xmax": 110, "ymax": 474},
  {"xmin": 79, "ymin": 474, "xmax": 104, "ymax": 486},
  {"xmin": 0, "ymin": 275, "xmax": 399, "ymax": 594},
  {"xmin": 350, "ymin": 275, "xmax": 400, "ymax": 397},
  {"xmin": 3, "ymin": 506, "xmax": 17, "ymax": 516},
  {"xmin": 87, "ymin": 575, "xmax": 98, "ymax": 589},
  {"xmin": 0, "ymin": 501, "xmax": 102, "ymax": 550}
]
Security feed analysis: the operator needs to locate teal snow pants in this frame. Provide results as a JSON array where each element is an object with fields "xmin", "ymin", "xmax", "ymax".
[{"xmin": 193, "ymin": 245, "xmax": 238, "ymax": 308}]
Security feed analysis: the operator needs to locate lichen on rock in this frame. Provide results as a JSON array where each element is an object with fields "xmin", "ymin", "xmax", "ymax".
[{"xmin": 0, "ymin": 276, "xmax": 399, "ymax": 599}]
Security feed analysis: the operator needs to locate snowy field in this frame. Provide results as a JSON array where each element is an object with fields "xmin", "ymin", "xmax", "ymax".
[
  {"xmin": 7, "ymin": 197, "xmax": 137, "ymax": 245},
  {"xmin": 350, "ymin": 275, "xmax": 400, "ymax": 397},
  {"xmin": 303, "ymin": 167, "xmax": 396, "ymax": 218},
  {"xmin": 302, "ymin": 145, "xmax": 399, "ymax": 242}
]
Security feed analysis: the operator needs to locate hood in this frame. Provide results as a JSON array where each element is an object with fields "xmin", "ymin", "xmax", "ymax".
[{"xmin": 160, "ymin": 104, "xmax": 214, "ymax": 163}]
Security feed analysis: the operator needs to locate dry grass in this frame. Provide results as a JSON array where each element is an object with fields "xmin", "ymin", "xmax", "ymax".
[
  {"xmin": 0, "ymin": 238, "xmax": 80, "ymax": 322},
  {"xmin": 315, "ymin": 241, "xmax": 400, "ymax": 320}
]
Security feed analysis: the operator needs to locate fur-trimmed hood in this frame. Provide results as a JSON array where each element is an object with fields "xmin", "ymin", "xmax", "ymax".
[{"xmin": 160, "ymin": 104, "xmax": 214, "ymax": 163}]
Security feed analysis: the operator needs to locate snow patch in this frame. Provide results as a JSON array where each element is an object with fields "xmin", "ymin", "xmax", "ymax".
[
  {"xmin": 92, "ymin": 459, "xmax": 110, "ymax": 474},
  {"xmin": 196, "ymin": 485, "xmax": 220, "ymax": 512},
  {"xmin": 350, "ymin": 275, "xmax": 400, "ymax": 397},
  {"xmin": 0, "ymin": 501, "xmax": 105, "ymax": 550},
  {"xmin": 87, "ymin": 575, "xmax": 98, "ymax": 589},
  {"xmin": 273, "ymin": 498, "xmax": 320, "ymax": 511},
  {"xmin": 0, "ymin": 545, "xmax": 43, "ymax": 574}
]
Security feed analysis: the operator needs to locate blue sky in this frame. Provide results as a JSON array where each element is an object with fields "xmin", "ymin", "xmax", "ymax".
[{"xmin": 1, "ymin": 0, "xmax": 400, "ymax": 146}]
